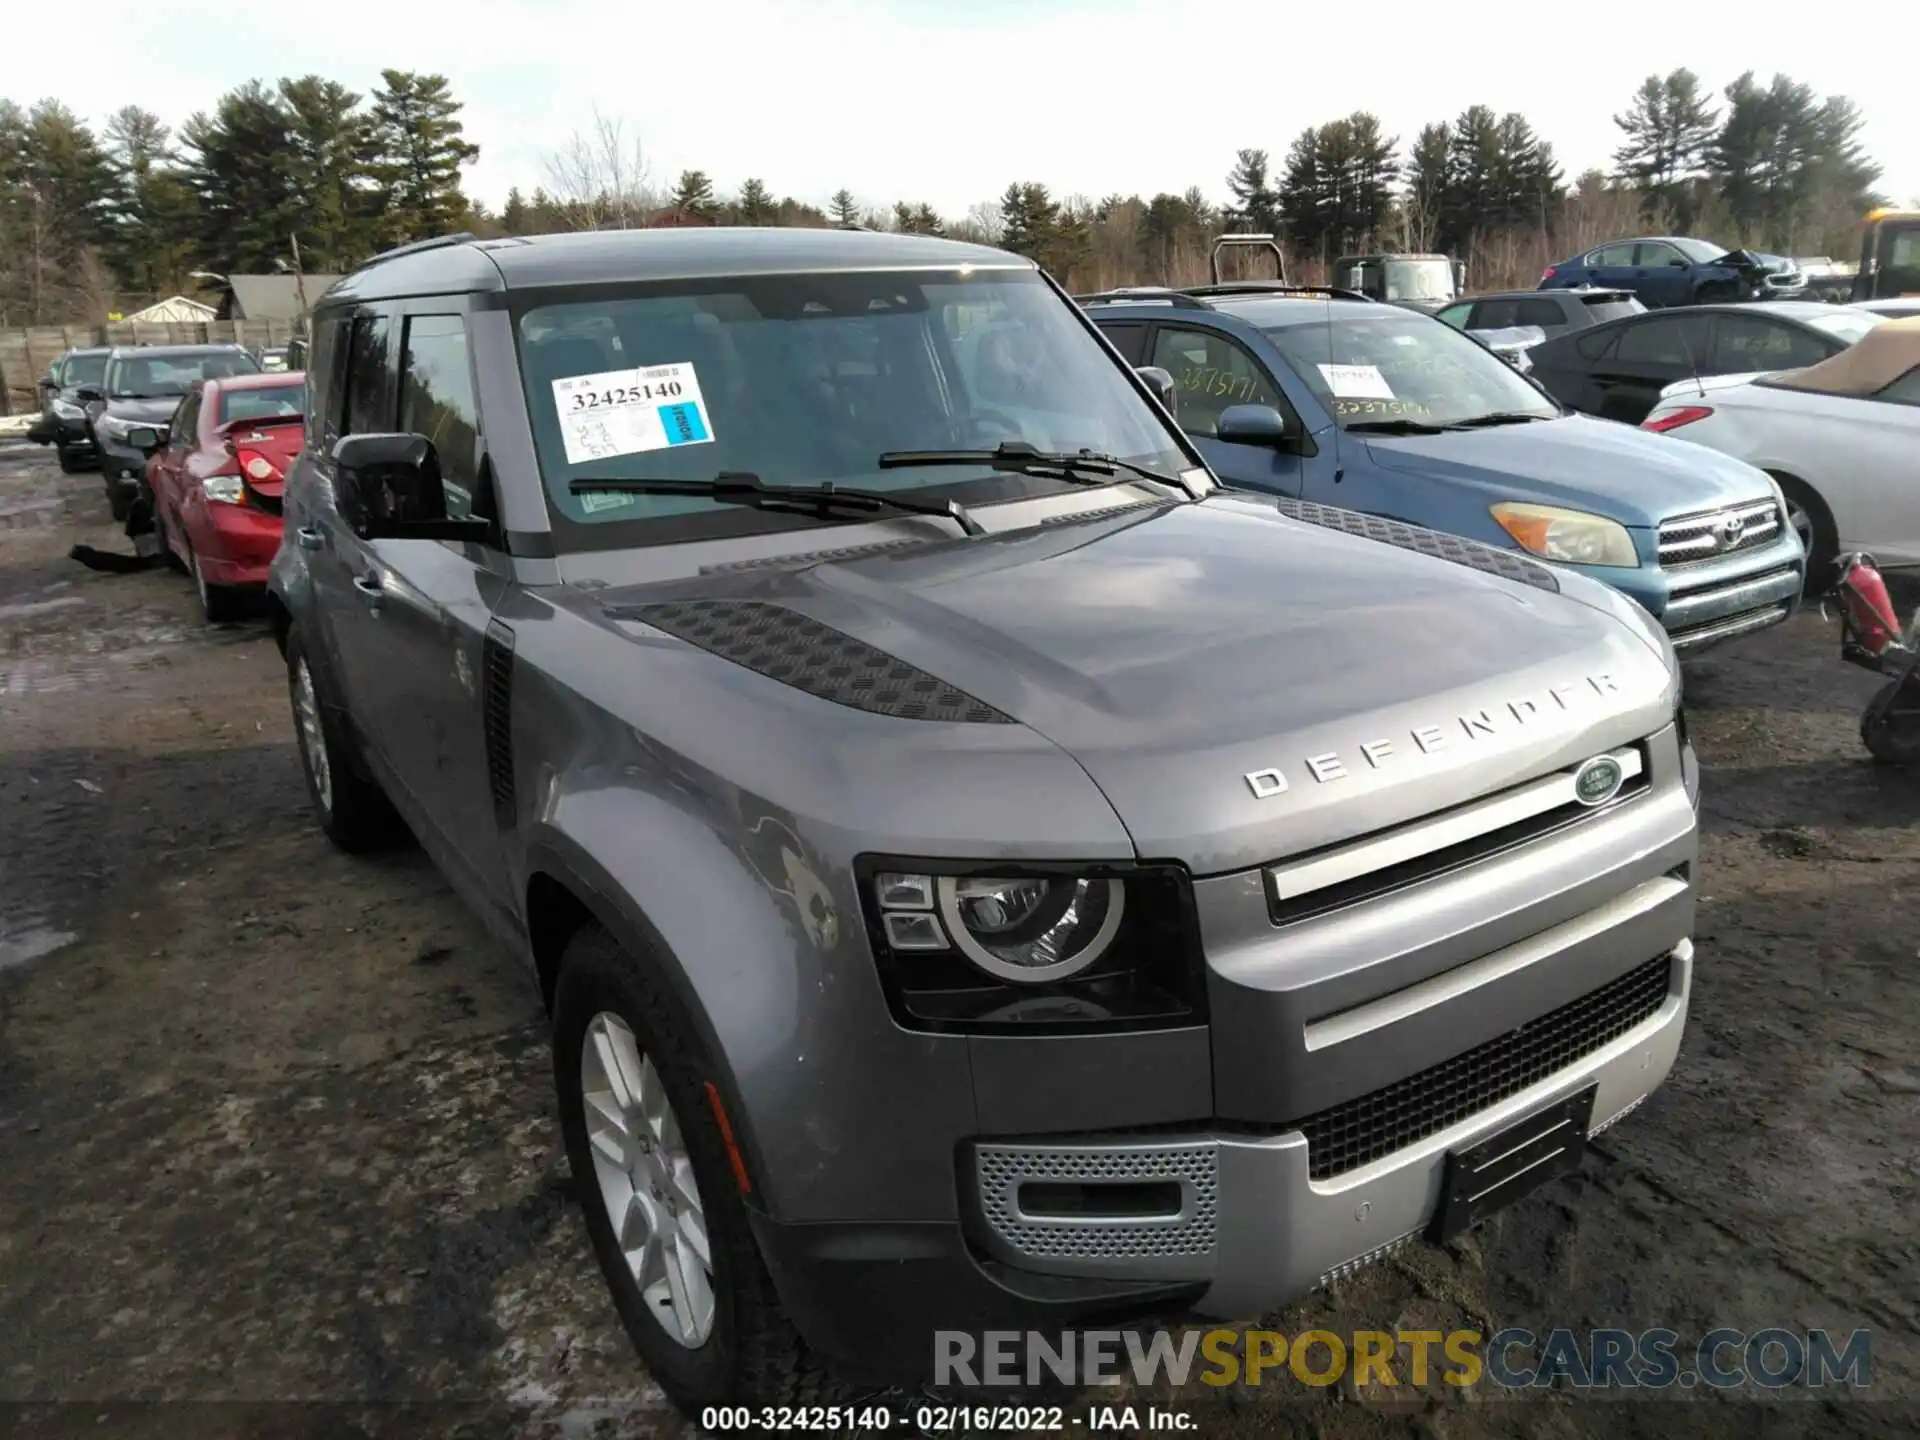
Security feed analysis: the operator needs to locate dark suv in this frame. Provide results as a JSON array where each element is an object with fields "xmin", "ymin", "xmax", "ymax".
[
  {"xmin": 31, "ymin": 347, "xmax": 113, "ymax": 472},
  {"xmin": 85, "ymin": 344, "xmax": 261, "ymax": 519},
  {"xmin": 271, "ymin": 228, "xmax": 1696, "ymax": 1414}
]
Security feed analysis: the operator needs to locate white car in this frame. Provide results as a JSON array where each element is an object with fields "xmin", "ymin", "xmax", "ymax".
[{"xmin": 1640, "ymin": 317, "xmax": 1920, "ymax": 579}]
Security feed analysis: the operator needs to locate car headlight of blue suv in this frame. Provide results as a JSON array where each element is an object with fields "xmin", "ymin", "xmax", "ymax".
[{"xmin": 1491, "ymin": 502, "xmax": 1640, "ymax": 567}]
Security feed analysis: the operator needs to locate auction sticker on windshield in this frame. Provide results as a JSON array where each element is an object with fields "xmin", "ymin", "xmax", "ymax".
[
  {"xmin": 1318, "ymin": 363, "xmax": 1395, "ymax": 399},
  {"xmin": 552, "ymin": 362, "xmax": 713, "ymax": 465}
]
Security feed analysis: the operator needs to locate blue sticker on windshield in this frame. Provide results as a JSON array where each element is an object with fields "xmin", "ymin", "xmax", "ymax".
[{"xmin": 660, "ymin": 403, "xmax": 708, "ymax": 446}]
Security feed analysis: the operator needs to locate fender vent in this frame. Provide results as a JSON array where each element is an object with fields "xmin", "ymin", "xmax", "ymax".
[
  {"xmin": 481, "ymin": 621, "xmax": 516, "ymax": 819},
  {"xmin": 1273, "ymin": 498, "xmax": 1560, "ymax": 593},
  {"xmin": 615, "ymin": 598, "xmax": 1013, "ymax": 724}
]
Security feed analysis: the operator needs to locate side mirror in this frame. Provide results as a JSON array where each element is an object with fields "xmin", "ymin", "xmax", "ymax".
[
  {"xmin": 331, "ymin": 432, "xmax": 490, "ymax": 543},
  {"xmin": 126, "ymin": 426, "xmax": 164, "ymax": 454},
  {"xmin": 76, "ymin": 387, "xmax": 103, "ymax": 404},
  {"xmin": 1135, "ymin": 364, "xmax": 1177, "ymax": 412},
  {"xmin": 1668, "ymin": 259, "xmax": 1688, "ymax": 269},
  {"xmin": 1216, "ymin": 404, "xmax": 1295, "ymax": 447}
]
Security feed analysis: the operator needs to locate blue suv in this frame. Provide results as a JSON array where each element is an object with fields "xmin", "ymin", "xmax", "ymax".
[{"xmin": 1079, "ymin": 284, "xmax": 1804, "ymax": 651}]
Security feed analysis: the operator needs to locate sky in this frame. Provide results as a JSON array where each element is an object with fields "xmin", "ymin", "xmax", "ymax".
[{"xmin": 19, "ymin": 0, "xmax": 1920, "ymax": 226}]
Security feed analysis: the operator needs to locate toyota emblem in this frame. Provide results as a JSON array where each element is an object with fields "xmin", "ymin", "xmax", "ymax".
[{"xmin": 1716, "ymin": 513, "xmax": 1745, "ymax": 547}]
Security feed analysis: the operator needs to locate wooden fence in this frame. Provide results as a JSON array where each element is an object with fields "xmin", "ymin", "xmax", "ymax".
[{"xmin": 0, "ymin": 320, "xmax": 302, "ymax": 415}]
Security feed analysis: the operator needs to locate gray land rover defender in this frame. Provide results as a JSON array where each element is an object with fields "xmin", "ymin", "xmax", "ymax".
[{"xmin": 269, "ymin": 228, "xmax": 1700, "ymax": 1412}]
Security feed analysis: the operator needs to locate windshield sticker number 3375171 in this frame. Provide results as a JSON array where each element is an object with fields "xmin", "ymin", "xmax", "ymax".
[{"xmin": 552, "ymin": 361, "xmax": 714, "ymax": 466}]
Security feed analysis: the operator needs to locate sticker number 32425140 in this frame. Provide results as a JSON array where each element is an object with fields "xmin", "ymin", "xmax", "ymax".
[{"xmin": 551, "ymin": 361, "xmax": 714, "ymax": 466}]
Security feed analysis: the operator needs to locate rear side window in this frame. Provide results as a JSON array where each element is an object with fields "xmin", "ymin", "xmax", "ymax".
[
  {"xmin": 1709, "ymin": 314, "xmax": 1830, "ymax": 372},
  {"xmin": 1589, "ymin": 243, "xmax": 1636, "ymax": 267},
  {"xmin": 1581, "ymin": 295, "xmax": 1644, "ymax": 323},
  {"xmin": 1576, "ymin": 327, "xmax": 1621, "ymax": 361},
  {"xmin": 1617, "ymin": 314, "xmax": 1710, "ymax": 365},
  {"xmin": 398, "ymin": 315, "xmax": 481, "ymax": 515},
  {"xmin": 1514, "ymin": 298, "xmax": 1566, "ymax": 329}
]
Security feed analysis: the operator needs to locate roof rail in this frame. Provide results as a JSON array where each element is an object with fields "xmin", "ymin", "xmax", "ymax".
[
  {"xmin": 1185, "ymin": 283, "xmax": 1371, "ymax": 302},
  {"xmin": 1072, "ymin": 286, "xmax": 1213, "ymax": 310},
  {"xmin": 362, "ymin": 231, "xmax": 479, "ymax": 268}
]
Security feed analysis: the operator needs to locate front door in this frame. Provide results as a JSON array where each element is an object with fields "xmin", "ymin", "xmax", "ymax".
[
  {"xmin": 354, "ymin": 307, "xmax": 510, "ymax": 904},
  {"xmin": 1147, "ymin": 324, "xmax": 1305, "ymax": 496},
  {"xmin": 1631, "ymin": 241, "xmax": 1692, "ymax": 308}
]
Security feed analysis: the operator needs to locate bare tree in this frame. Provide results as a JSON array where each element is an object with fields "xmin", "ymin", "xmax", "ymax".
[{"xmin": 544, "ymin": 109, "xmax": 654, "ymax": 230}]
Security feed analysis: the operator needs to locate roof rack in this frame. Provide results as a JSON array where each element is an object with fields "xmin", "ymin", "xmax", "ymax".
[
  {"xmin": 1072, "ymin": 286, "xmax": 1212, "ymax": 310},
  {"xmin": 1184, "ymin": 283, "xmax": 1370, "ymax": 302},
  {"xmin": 361, "ymin": 231, "xmax": 479, "ymax": 268}
]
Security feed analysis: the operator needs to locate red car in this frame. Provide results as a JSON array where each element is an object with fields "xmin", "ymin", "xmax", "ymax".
[{"xmin": 145, "ymin": 372, "xmax": 306, "ymax": 622}]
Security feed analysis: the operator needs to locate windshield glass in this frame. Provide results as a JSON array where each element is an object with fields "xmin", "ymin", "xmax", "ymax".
[
  {"xmin": 1260, "ymin": 309, "xmax": 1560, "ymax": 429},
  {"xmin": 106, "ymin": 350, "xmax": 260, "ymax": 398},
  {"xmin": 1807, "ymin": 310, "xmax": 1887, "ymax": 346},
  {"xmin": 516, "ymin": 268, "xmax": 1189, "ymax": 543},
  {"xmin": 1383, "ymin": 259, "xmax": 1455, "ymax": 302},
  {"xmin": 61, "ymin": 353, "xmax": 108, "ymax": 389},
  {"xmin": 1671, "ymin": 237, "xmax": 1732, "ymax": 264},
  {"xmin": 219, "ymin": 381, "xmax": 306, "ymax": 425}
]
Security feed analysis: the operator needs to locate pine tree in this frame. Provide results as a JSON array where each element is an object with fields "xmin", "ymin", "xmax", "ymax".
[
  {"xmin": 101, "ymin": 106, "xmax": 198, "ymax": 301},
  {"xmin": 502, "ymin": 186, "xmax": 529, "ymax": 235},
  {"xmin": 997, "ymin": 182, "xmax": 1057, "ymax": 260},
  {"xmin": 180, "ymin": 82, "xmax": 304, "ymax": 274},
  {"xmin": 671, "ymin": 170, "xmax": 718, "ymax": 219},
  {"xmin": 1225, "ymin": 149, "xmax": 1281, "ymax": 234},
  {"xmin": 1611, "ymin": 68, "xmax": 1718, "ymax": 229},
  {"xmin": 828, "ymin": 188, "xmax": 859, "ymax": 227},
  {"xmin": 1403, "ymin": 122, "xmax": 1451, "ymax": 251},
  {"xmin": 279, "ymin": 76, "xmax": 373, "ymax": 271},
  {"xmin": 1279, "ymin": 127, "xmax": 1328, "ymax": 256},
  {"xmin": 736, "ymin": 177, "xmax": 774, "ymax": 225},
  {"xmin": 366, "ymin": 70, "xmax": 478, "ymax": 247}
]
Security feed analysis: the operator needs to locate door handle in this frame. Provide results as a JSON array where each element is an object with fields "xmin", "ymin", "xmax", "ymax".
[
  {"xmin": 296, "ymin": 526, "xmax": 325, "ymax": 550},
  {"xmin": 353, "ymin": 574, "xmax": 385, "ymax": 612}
]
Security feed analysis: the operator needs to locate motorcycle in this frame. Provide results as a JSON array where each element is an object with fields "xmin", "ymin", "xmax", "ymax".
[{"xmin": 1826, "ymin": 552, "xmax": 1920, "ymax": 765}]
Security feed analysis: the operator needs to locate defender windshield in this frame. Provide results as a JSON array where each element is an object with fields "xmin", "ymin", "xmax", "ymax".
[
  {"xmin": 106, "ymin": 351, "xmax": 260, "ymax": 398},
  {"xmin": 61, "ymin": 353, "xmax": 108, "ymax": 390},
  {"xmin": 1261, "ymin": 309, "xmax": 1560, "ymax": 429},
  {"xmin": 515, "ymin": 268, "xmax": 1190, "ymax": 543},
  {"xmin": 1382, "ymin": 259, "xmax": 1455, "ymax": 303}
]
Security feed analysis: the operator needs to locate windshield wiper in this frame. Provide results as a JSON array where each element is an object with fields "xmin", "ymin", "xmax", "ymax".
[
  {"xmin": 876, "ymin": 441, "xmax": 1202, "ymax": 499},
  {"xmin": 569, "ymin": 472, "xmax": 985, "ymax": 536},
  {"xmin": 1341, "ymin": 418, "xmax": 1450, "ymax": 435},
  {"xmin": 1444, "ymin": 412, "xmax": 1558, "ymax": 429}
]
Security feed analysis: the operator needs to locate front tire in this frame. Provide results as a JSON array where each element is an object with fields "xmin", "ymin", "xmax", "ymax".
[
  {"xmin": 552, "ymin": 925, "xmax": 831, "ymax": 1415},
  {"xmin": 188, "ymin": 542, "xmax": 245, "ymax": 624},
  {"xmin": 1862, "ymin": 680, "xmax": 1920, "ymax": 766},
  {"xmin": 285, "ymin": 625, "xmax": 410, "ymax": 852}
]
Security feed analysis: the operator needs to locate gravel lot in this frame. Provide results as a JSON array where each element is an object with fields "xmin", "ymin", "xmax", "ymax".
[{"xmin": 2, "ymin": 441, "xmax": 1916, "ymax": 1439}]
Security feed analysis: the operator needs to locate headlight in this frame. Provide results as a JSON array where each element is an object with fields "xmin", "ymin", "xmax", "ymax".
[
  {"xmin": 863, "ymin": 862, "xmax": 1202, "ymax": 1032},
  {"xmin": 95, "ymin": 414, "xmax": 132, "ymax": 440},
  {"xmin": 52, "ymin": 399, "xmax": 84, "ymax": 420},
  {"xmin": 203, "ymin": 475, "xmax": 244, "ymax": 505},
  {"xmin": 1491, "ymin": 502, "xmax": 1640, "ymax": 568}
]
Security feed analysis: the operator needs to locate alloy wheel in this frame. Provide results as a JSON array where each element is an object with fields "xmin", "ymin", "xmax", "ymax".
[
  {"xmin": 580, "ymin": 1011, "xmax": 714, "ymax": 1348},
  {"xmin": 293, "ymin": 657, "xmax": 333, "ymax": 815}
]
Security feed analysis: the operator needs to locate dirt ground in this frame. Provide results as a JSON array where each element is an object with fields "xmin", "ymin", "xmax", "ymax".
[{"xmin": 1, "ymin": 440, "xmax": 1916, "ymax": 1440}]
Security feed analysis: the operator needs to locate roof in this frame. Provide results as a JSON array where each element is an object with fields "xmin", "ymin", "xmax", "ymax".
[
  {"xmin": 210, "ymin": 371, "xmax": 305, "ymax": 392},
  {"xmin": 1769, "ymin": 316, "xmax": 1920, "ymax": 395},
  {"xmin": 1458, "ymin": 288, "xmax": 1635, "ymax": 303},
  {"xmin": 124, "ymin": 294, "xmax": 218, "ymax": 323},
  {"xmin": 1210, "ymin": 295, "xmax": 1408, "ymax": 327},
  {"xmin": 222, "ymin": 274, "xmax": 345, "ymax": 321},
  {"xmin": 108, "ymin": 343, "xmax": 251, "ymax": 359},
  {"xmin": 321, "ymin": 228, "xmax": 1026, "ymax": 307}
]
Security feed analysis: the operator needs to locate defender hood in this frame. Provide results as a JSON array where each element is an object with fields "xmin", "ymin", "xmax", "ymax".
[
  {"xmin": 1361, "ymin": 412, "xmax": 1774, "ymax": 526},
  {"xmin": 602, "ymin": 495, "xmax": 1677, "ymax": 872}
]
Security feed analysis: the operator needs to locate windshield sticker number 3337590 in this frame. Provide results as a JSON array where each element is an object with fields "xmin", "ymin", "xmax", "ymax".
[{"xmin": 552, "ymin": 361, "xmax": 714, "ymax": 466}]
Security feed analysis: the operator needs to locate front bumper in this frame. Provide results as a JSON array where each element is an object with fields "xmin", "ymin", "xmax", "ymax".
[
  {"xmin": 962, "ymin": 943, "xmax": 1688, "ymax": 1317},
  {"xmin": 95, "ymin": 433, "xmax": 149, "ymax": 484},
  {"xmin": 1585, "ymin": 525, "xmax": 1804, "ymax": 652}
]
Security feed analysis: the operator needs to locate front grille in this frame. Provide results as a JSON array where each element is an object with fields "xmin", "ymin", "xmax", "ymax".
[
  {"xmin": 1293, "ymin": 953, "xmax": 1673, "ymax": 1180},
  {"xmin": 1658, "ymin": 499, "xmax": 1782, "ymax": 566}
]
